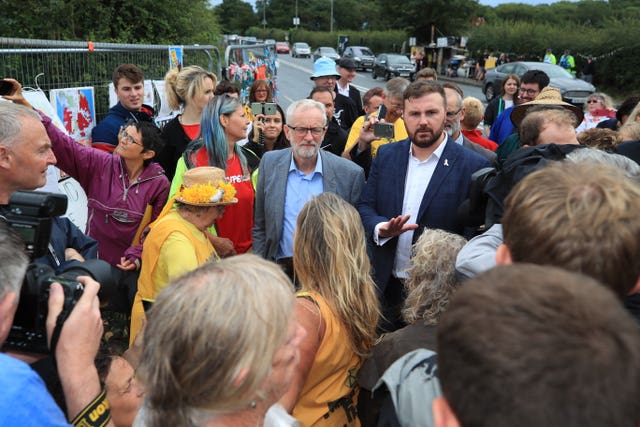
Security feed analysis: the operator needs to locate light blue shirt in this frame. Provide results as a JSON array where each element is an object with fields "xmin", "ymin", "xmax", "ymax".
[
  {"xmin": 0, "ymin": 353, "xmax": 71, "ymax": 426},
  {"xmin": 277, "ymin": 154, "xmax": 324, "ymax": 259}
]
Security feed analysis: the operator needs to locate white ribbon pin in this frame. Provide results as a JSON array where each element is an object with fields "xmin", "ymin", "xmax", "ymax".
[{"xmin": 444, "ymin": 159, "xmax": 450, "ymax": 167}]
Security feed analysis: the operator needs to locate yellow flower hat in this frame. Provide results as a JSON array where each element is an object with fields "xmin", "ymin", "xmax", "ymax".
[{"xmin": 175, "ymin": 167, "xmax": 238, "ymax": 206}]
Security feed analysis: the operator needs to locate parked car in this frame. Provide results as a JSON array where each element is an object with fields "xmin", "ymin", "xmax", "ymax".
[
  {"xmin": 482, "ymin": 61, "xmax": 595, "ymax": 105},
  {"xmin": 372, "ymin": 53, "xmax": 415, "ymax": 81},
  {"xmin": 312, "ymin": 46, "xmax": 340, "ymax": 62},
  {"xmin": 291, "ymin": 42, "xmax": 311, "ymax": 58},
  {"xmin": 265, "ymin": 39, "xmax": 276, "ymax": 45},
  {"xmin": 276, "ymin": 41, "xmax": 290, "ymax": 54},
  {"xmin": 342, "ymin": 46, "xmax": 375, "ymax": 71}
]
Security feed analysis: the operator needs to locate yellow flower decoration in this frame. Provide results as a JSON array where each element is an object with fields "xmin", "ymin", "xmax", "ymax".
[{"xmin": 179, "ymin": 180, "xmax": 237, "ymax": 204}]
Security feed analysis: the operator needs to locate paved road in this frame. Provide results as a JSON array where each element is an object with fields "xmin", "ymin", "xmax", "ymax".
[{"xmin": 274, "ymin": 55, "xmax": 486, "ymax": 112}]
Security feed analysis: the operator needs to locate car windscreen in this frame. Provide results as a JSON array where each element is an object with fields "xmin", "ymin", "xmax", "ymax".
[
  {"xmin": 534, "ymin": 63, "xmax": 574, "ymax": 79},
  {"xmin": 360, "ymin": 48, "xmax": 374, "ymax": 56},
  {"xmin": 388, "ymin": 55, "xmax": 411, "ymax": 64}
]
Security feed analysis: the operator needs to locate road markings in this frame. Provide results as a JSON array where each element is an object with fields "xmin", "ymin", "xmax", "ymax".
[{"xmin": 278, "ymin": 57, "xmax": 370, "ymax": 93}]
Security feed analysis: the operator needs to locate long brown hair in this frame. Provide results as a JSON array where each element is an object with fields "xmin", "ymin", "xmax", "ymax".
[{"xmin": 294, "ymin": 193, "xmax": 380, "ymax": 356}]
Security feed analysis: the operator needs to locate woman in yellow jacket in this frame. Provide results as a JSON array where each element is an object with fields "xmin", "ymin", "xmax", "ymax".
[{"xmin": 129, "ymin": 166, "xmax": 237, "ymax": 344}]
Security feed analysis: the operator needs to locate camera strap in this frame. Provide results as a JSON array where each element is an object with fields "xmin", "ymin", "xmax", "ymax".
[
  {"xmin": 49, "ymin": 308, "xmax": 72, "ymax": 360},
  {"xmin": 70, "ymin": 389, "xmax": 112, "ymax": 427}
]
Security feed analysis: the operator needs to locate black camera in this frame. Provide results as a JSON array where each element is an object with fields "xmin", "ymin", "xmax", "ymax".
[
  {"xmin": 1, "ymin": 191, "xmax": 114, "ymax": 353},
  {"xmin": 5, "ymin": 260, "xmax": 114, "ymax": 353},
  {"xmin": 4, "ymin": 191, "xmax": 68, "ymax": 258}
]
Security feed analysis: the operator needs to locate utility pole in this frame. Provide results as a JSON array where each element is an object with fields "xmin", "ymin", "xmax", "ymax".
[
  {"xmin": 330, "ymin": 0, "xmax": 334, "ymax": 33},
  {"xmin": 262, "ymin": 0, "xmax": 267, "ymax": 29}
]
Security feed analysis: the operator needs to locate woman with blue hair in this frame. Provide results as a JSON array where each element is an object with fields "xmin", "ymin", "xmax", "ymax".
[{"xmin": 169, "ymin": 94, "xmax": 259, "ymax": 255}]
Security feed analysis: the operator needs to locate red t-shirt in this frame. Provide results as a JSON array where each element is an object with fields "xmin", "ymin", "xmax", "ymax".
[
  {"xmin": 194, "ymin": 148, "xmax": 254, "ymax": 253},
  {"xmin": 181, "ymin": 123, "xmax": 200, "ymax": 140}
]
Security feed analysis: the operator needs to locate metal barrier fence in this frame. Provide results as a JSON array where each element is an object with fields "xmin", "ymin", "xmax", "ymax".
[{"xmin": 0, "ymin": 37, "xmax": 222, "ymax": 121}]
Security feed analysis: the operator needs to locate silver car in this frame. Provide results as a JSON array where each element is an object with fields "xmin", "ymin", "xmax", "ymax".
[
  {"xmin": 482, "ymin": 61, "xmax": 595, "ymax": 105},
  {"xmin": 313, "ymin": 46, "xmax": 340, "ymax": 62},
  {"xmin": 291, "ymin": 42, "xmax": 311, "ymax": 58}
]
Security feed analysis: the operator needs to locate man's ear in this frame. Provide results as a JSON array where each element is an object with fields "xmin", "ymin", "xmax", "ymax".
[
  {"xmin": 283, "ymin": 124, "xmax": 292, "ymax": 141},
  {"xmin": 0, "ymin": 145, "xmax": 12, "ymax": 169},
  {"xmin": 495, "ymin": 243, "xmax": 513, "ymax": 265},
  {"xmin": 432, "ymin": 397, "xmax": 462, "ymax": 427},
  {"xmin": 459, "ymin": 106, "xmax": 466, "ymax": 122},
  {"xmin": 0, "ymin": 291, "xmax": 17, "ymax": 344}
]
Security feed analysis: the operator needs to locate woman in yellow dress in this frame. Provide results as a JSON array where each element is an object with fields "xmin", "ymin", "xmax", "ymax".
[{"xmin": 129, "ymin": 166, "xmax": 237, "ymax": 344}]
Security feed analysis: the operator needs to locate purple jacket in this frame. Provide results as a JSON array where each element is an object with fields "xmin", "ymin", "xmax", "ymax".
[{"xmin": 42, "ymin": 113, "xmax": 170, "ymax": 267}]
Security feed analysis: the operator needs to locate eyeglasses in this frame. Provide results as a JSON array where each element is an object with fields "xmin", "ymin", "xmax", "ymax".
[
  {"xmin": 519, "ymin": 88, "xmax": 539, "ymax": 96},
  {"xmin": 446, "ymin": 108, "xmax": 462, "ymax": 118},
  {"xmin": 287, "ymin": 125, "xmax": 326, "ymax": 137},
  {"xmin": 587, "ymin": 99, "xmax": 600, "ymax": 104},
  {"xmin": 255, "ymin": 89, "xmax": 268, "ymax": 93},
  {"xmin": 119, "ymin": 127, "xmax": 144, "ymax": 147}
]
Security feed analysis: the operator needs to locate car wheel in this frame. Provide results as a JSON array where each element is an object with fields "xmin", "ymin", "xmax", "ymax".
[
  {"xmin": 385, "ymin": 71, "xmax": 392, "ymax": 81},
  {"xmin": 485, "ymin": 84, "xmax": 495, "ymax": 102},
  {"xmin": 372, "ymin": 69, "xmax": 377, "ymax": 79}
]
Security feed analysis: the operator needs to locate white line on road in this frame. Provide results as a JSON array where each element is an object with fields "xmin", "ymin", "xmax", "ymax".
[{"xmin": 278, "ymin": 57, "xmax": 370, "ymax": 93}]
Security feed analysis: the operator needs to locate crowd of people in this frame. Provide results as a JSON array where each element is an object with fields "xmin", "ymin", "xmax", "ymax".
[{"xmin": 0, "ymin": 55, "xmax": 640, "ymax": 427}]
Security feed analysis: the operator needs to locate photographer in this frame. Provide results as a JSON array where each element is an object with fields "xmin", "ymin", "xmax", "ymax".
[
  {"xmin": 0, "ymin": 222, "xmax": 111, "ymax": 425},
  {"xmin": 0, "ymin": 102, "xmax": 113, "ymax": 425}
]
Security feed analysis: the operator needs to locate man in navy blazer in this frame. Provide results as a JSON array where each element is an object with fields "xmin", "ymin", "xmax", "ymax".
[
  {"xmin": 357, "ymin": 81, "xmax": 489, "ymax": 330},
  {"xmin": 254, "ymin": 99, "xmax": 365, "ymax": 273}
]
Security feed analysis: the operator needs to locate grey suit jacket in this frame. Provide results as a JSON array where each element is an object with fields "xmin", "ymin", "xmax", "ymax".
[
  {"xmin": 462, "ymin": 135, "xmax": 497, "ymax": 165},
  {"xmin": 253, "ymin": 148, "xmax": 365, "ymax": 261}
]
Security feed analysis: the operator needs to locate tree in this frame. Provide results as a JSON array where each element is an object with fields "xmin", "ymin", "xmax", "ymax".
[
  {"xmin": 214, "ymin": 0, "xmax": 259, "ymax": 35},
  {"xmin": 0, "ymin": 0, "xmax": 220, "ymax": 44},
  {"xmin": 378, "ymin": 0, "xmax": 479, "ymax": 41}
]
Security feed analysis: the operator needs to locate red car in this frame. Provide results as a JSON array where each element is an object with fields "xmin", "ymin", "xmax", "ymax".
[{"xmin": 276, "ymin": 42, "xmax": 290, "ymax": 54}]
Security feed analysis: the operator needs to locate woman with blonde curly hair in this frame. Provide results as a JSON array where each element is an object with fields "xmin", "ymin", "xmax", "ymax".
[
  {"xmin": 134, "ymin": 254, "xmax": 305, "ymax": 427},
  {"xmin": 357, "ymin": 229, "xmax": 466, "ymax": 426},
  {"xmin": 279, "ymin": 192, "xmax": 380, "ymax": 426}
]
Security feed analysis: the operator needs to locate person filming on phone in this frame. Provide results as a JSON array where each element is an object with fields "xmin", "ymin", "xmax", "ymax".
[{"xmin": 342, "ymin": 78, "xmax": 410, "ymax": 176}]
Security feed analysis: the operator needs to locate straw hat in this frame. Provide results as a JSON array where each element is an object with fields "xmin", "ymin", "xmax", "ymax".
[
  {"xmin": 175, "ymin": 167, "xmax": 238, "ymax": 206},
  {"xmin": 510, "ymin": 87, "xmax": 584, "ymax": 128},
  {"xmin": 310, "ymin": 57, "xmax": 340, "ymax": 80}
]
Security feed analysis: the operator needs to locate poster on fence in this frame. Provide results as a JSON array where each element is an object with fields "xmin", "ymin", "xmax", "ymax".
[
  {"xmin": 22, "ymin": 88, "xmax": 67, "ymax": 134},
  {"xmin": 169, "ymin": 46, "xmax": 183, "ymax": 71},
  {"xmin": 49, "ymin": 87, "xmax": 96, "ymax": 144},
  {"xmin": 108, "ymin": 80, "xmax": 155, "ymax": 110}
]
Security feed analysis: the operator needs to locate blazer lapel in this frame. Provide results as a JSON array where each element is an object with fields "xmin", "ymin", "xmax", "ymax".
[
  {"xmin": 417, "ymin": 138, "xmax": 459, "ymax": 220},
  {"xmin": 392, "ymin": 141, "xmax": 410, "ymax": 213},
  {"xmin": 320, "ymin": 150, "xmax": 338, "ymax": 193},
  {"xmin": 273, "ymin": 149, "xmax": 293, "ymax": 240}
]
